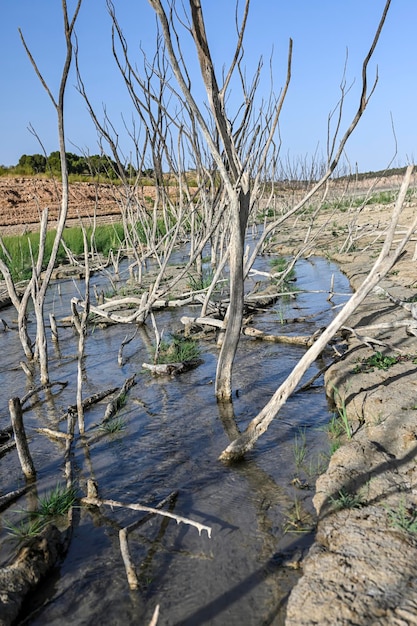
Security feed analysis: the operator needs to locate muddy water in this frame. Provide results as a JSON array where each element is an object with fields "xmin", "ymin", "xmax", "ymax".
[{"xmin": 0, "ymin": 256, "xmax": 350, "ymax": 625}]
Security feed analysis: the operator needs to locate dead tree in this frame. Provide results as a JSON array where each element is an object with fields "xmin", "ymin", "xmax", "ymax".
[
  {"xmin": 147, "ymin": 0, "xmax": 392, "ymax": 403},
  {"xmin": 0, "ymin": 1, "xmax": 83, "ymax": 384}
]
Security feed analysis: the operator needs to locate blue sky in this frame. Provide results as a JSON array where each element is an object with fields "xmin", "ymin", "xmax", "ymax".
[{"xmin": 0, "ymin": 0, "xmax": 415, "ymax": 173}]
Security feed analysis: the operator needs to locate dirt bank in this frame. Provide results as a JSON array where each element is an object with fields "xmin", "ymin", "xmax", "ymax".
[{"xmin": 281, "ymin": 176, "xmax": 417, "ymax": 624}]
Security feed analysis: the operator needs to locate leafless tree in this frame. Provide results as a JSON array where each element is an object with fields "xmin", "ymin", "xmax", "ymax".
[
  {"xmin": 146, "ymin": 0, "xmax": 392, "ymax": 405},
  {"xmin": 0, "ymin": 0, "xmax": 82, "ymax": 384}
]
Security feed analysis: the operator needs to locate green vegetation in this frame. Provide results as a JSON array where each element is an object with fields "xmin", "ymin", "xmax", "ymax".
[
  {"xmin": 154, "ymin": 334, "xmax": 200, "ymax": 364},
  {"xmin": 1, "ymin": 151, "xmax": 136, "ymax": 180},
  {"xmin": 4, "ymin": 517, "xmax": 47, "ymax": 542},
  {"xmin": 36, "ymin": 483, "xmax": 77, "ymax": 518},
  {"xmin": 0, "ymin": 223, "xmax": 125, "ymax": 281},
  {"xmin": 5, "ymin": 483, "xmax": 77, "ymax": 541},
  {"xmin": 99, "ymin": 416, "xmax": 127, "ymax": 434},
  {"xmin": 331, "ymin": 386, "xmax": 352, "ymax": 440},
  {"xmin": 329, "ymin": 489, "xmax": 364, "ymax": 510},
  {"xmin": 293, "ymin": 428, "xmax": 308, "ymax": 469},
  {"xmin": 271, "ymin": 256, "xmax": 296, "ymax": 281},
  {"xmin": 386, "ymin": 499, "xmax": 417, "ymax": 533},
  {"xmin": 187, "ymin": 267, "xmax": 215, "ymax": 291},
  {"xmin": 353, "ymin": 351, "xmax": 417, "ymax": 374},
  {"xmin": 283, "ymin": 497, "xmax": 315, "ymax": 534}
]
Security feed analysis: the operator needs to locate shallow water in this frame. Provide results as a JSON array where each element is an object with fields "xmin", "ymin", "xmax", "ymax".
[{"xmin": 0, "ymin": 255, "xmax": 350, "ymax": 625}]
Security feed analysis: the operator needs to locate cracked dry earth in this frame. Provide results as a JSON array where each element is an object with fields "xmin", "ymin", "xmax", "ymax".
[{"xmin": 283, "ymin": 185, "xmax": 417, "ymax": 624}]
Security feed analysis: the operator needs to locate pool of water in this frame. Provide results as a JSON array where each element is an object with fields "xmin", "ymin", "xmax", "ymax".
[{"xmin": 0, "ymin": 255, "xmax": 350, "ymax": 625}]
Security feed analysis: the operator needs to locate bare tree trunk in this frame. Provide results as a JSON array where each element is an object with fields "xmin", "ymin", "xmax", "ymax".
[
  {"xmin": 216, "ymin": 191, "xmax": 249, "ymax": 399},
  {"xmin": 9, "ymin": 397, "xmax": 36, "ymax": 480},
  {"xmin": 219, "ymin": 165, "xmax": 415, "ymax": 461}
]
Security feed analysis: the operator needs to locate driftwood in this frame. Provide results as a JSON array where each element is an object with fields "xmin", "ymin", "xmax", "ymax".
[
  {"xmin": 180, "ymin": 315, "xmax": 224, "ymax": 329},
  {"xmin": 374, "ymin": 285, "xmax": 417, "ymax": 319},
  {"xmin": 119, "ymin": 490, "xmax": 178, "ymax": 590},
  {"xmin": 219, "ymin": 165, "xmax": 417, "ymax": 461},
  {"xmin": 0, "ymin": 440, "xmax": 16, "ymax": 458},
  {"xmin": 63, "ymin": 387, "xmax": 118, "ymax": 420},
  {"xmin": 35, "ymin": 427, "xmax": 72, "ymax": 441},
  {"xmin": 0, "ymin": 485, "xmax": 32, "ymax": 513},
  {"xmin": 242, "ymin": 326, "xmax": 323, "ymax": 346},
  {"xmin": 21, "ymin": 381, "xmax": 68, "ymax": 409},
  {"xmin": 81, "ymin": 495, "xmax": 212, "ymax": 537},
  {"xmin": 118, "ymin": 327, "xmax": 139, "ymax": 366},
  {"xmin": 102, "ymin": 375, "xmax": 136, "ymax": 423},
  {"xmin": 142, "ymin": 359, "xmax": 202, "ymax": 376},
  {"xmin": 148, "ymin": 606, "xmax": 160, "ymax": 626},
  {"xmin": 341, "ymin": 325, "xmax": 406, "ymax": 353}
]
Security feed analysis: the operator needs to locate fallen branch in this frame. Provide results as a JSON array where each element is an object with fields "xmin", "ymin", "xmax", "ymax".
[
  {"xmin": 35, "ymin": 427, "xmax": 72, "ymax": 441},
  {"xmin": 180, "ymin": 315, "xmax": 224, "ymax": 329},
  {"xmin": 21, "ymin": 381, "xmax": 68, "ymax": 408},
  {"xmin": 342, "ymin": 325, "xmax": 406, "ymax": 353},
  {"xmin": 119, "ymin": 490, "xmax": 178, "ymax": 590},
  {"xmin": 102, "ymin": 375, "xmax": 136, "ymax": 423},
  {"xmin": 0, "ymin": 526, "xmax": 65, "ymax": 626},
  {"xmin": 63, "ymin": 387, "xmax": 118, "ymax": 420},
  {"xmin": 81, "ymin": 496, "xmax": 212, "ymax": 537},
  {"xmin": 142, "ymin": 359, "xmax": 202, "ymax": 376},
  {"xmin": 242, "ymin": 326, "xmax": 322, "ymax": 346},
  {"xmin": 374, "ymin": 285, "xmax": 417, "ymax": 319},
  {"xmin": 0, "ymin": 440, "xmax": 16, "ymax": 458},
  {"xmin": 0, "ymin": 485, "xmax": 32, "ymax": 512}
]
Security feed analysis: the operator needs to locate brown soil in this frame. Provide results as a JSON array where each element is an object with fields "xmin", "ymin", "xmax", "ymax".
[{"xmin": 0, "ymin": 176, "xmax": 125, "ymax": 235}]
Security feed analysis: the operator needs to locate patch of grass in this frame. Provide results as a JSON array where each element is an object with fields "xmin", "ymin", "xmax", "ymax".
[
  {"xmin": 270, "ymin": 256, "xmax": 296, "ymax": 284},
  {"xmin": 5, "ymin": 483, "xmax": 77, "ymax": 542},
  {"xmin": 329, "ymin": 489, "xmax": 364, "ymax": 510},
  {"xmin": 386, "ymin": 499, "xmax": 417, "ymax": 533},
  {"xmin": 283, "ymin": 497, "xmax": 315, "ymax": 534},
  {"xmin": 353, "ymin": 351, "xmax": 399, "ymax": 373},
  {"xmin": 154, "ymin": 334, "xmax": 200, "ymax": 364},
  {"xmin": 100, "ymin": 416, "xmax": 127, "ymax": 434},
  {"xmin": 35, "ymin": 483, "xmax": 77, "ymax": 518},
  {"xmin": 4, "ymin": 517, "xmax": 47, "ymax": 542},
  {"xmin": 187, "ymin": 267, "xmax": 215, "ymax": 291},
  {"xmin": 331, "ymin": 386, "xmax": 352, "ymax": 439},
  {"xmin": 293, "ymin": 428, "xmax": 308, "ymax": 469},
  {"xmin": 0, "ymin": 223, "xmax": 127, "ymax": 280}
]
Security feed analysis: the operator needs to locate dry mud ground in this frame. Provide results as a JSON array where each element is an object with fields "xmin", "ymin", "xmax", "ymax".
[{"xmin": 1, "ymin": 174, "xmax": 417, "ymax": 624}]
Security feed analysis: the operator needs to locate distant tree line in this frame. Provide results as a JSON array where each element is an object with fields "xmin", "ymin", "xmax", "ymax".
[{"xmin": 0, "ymin": 152, "xmax": 154, "ymax": 180}]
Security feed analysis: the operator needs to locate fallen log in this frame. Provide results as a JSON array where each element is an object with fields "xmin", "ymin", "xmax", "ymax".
[
  {"xmin": 242, "ymin": 326, "xmax": 322, "ymax": 346},
  {"xmin": 142, "ymin": 359, "xmax": 203, "ymax": 376},
  {"xmin": 63, "ymin": 387, "xmax": 118, "ymax": 420},
  {"xmin": 102, "ymin": 375, "xmax": 136, "ymax": 423},
  {"xmin": 0, "ymin": 485, "xmax": 32, "ymax": 513},
  {"xmin": 180, "ymin": 315, "xmax": 224, "ymax": 329}
]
